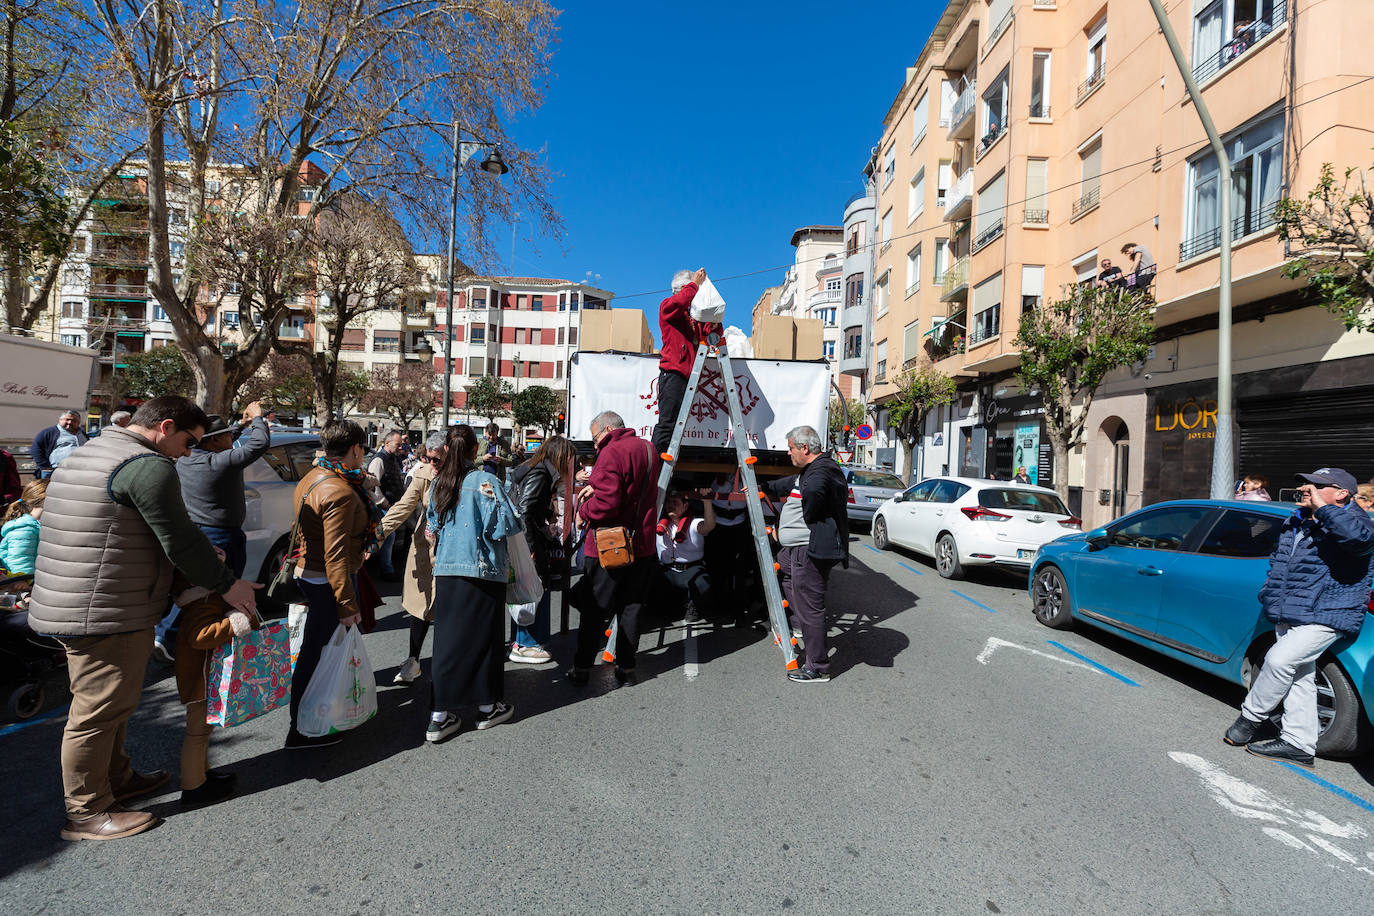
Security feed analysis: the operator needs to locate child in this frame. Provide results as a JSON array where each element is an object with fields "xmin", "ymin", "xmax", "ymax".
[
  {"xmin": 0, "ymin": 479, "xmax": 47, "ymax": 574},
  {"xmin": 1235, "ymin": 475, "xmax": 1271, "ymax": 501}
]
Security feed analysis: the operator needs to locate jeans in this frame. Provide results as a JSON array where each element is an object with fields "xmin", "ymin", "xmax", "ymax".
[
  {"xmin": 1241, "ymin": 622, "xmax": 1341, "ymax": 755},
  {"xmin": 377, "ymin": 530, "xmax": 398, "ymax": 574},
  {"xmin": 156, "ymin": 526, "xmax": 247, "ymax": 645},
  {"xmin": 290, "ymin": 576, "xmax": 357, "ymax": 731},
  {"xmin": 513, "ymin": 590, "xmax": 552, "ymax": 648},
  {"xmin": 653, "ymin": 369, "xmax": 688, "ymax": 455}
]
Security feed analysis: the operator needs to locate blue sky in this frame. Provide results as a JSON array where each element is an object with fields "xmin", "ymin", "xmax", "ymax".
[{"xmin": 502, "ymin": 1, "xmax": 944, "ymax": 340}]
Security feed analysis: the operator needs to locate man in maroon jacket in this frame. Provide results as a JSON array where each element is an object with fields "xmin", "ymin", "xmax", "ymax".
[
  {"xmin": 570, "ymin": 410, "xmax": 660, "ymax": 685},
  {"xmin": 653, "ymin": 267, "xmax": 717, "ymax": 456}
]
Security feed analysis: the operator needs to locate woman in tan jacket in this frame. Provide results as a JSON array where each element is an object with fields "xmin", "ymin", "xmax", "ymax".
[{"xmin": 379, "ymin": 429, "xmax": 447, "ymax": 683}]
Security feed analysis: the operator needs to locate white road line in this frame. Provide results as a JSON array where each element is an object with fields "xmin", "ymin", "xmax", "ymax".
[
  {"xmin": 684, "ymin": 622, "xmax": 699, "ymax": 680},
  {"xmin": 975, "ymin": 636, "xmax": 1096, "ymax": 672}
]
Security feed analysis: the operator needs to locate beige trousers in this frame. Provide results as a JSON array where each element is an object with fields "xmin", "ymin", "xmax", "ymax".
[{"xmin": 181, "ymin": 700, "xmax": 212, "ymax": 791}]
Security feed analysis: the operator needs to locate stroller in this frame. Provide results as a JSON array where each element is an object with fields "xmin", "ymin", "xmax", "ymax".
[{"xmin": 0, "ymin": 572, "xmax": 62, "ymax": 719}]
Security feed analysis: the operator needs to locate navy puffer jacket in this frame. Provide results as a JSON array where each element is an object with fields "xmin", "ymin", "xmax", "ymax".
[{"xmin": 1259, "ymin": 502, "xmax": 1374, "ymax": 634}]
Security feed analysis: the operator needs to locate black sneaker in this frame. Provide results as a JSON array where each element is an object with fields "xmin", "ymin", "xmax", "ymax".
[
  {"xmin": 285, "ymin": 729, "xmax": 344, "ymax": 750},
  {"xmin": 1246, "ymin": 737, "xmax": 1315, "ymax": 767},
  {"xmin": 180, "ymin": 771, "xmax": 236, "ymax": 809},
  {"xmin": 474, "ymin": 702, "xmax": 514, "ymax": 730},
  {"xmin": 1223, "ymin": 715, "xmax": 1262, "ymax": 746},
  {"xmin": 613, "ymin": 666, "xmax": 637, "ymax": 687},
  {"xmin": 425, "ymin": 713, "xmax": 462, "ymax": 744},
  {"xmin": 787, "ymin": 667, "xmax": 830, "ymax": 684}
]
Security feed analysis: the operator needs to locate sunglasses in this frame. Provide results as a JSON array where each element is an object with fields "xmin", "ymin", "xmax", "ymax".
[{"xmin": 182, "ymin": 430, "xmax": 200, "ymax": 450}]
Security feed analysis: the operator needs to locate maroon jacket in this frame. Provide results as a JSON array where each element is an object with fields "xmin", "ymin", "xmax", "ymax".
[
  {"xmin": 578, "ymin": 427, "xmax": 660, "ymax": 558},
  {"xmin": 658, "ymin": 282, "xmax": 719, "ymax": 377}
]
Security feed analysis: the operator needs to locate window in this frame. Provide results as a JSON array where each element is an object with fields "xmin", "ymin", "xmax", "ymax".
[
  {"xmin": 1074, "ymin": 249, "xmax": 1099, "ymax": 288},
  {"xmin": 1183, "ymin": 109, "xmax": 1284, "ymax": 259},
  {"xmin": 152, "ymin": 305, "xmax": 168, "ymax": 322},
  {"xmin": 279, "ymin": 315, "xmax": 306, "ymax": 339},
  {"xmin": 1197, "ymin": 510, "xmax": 1284, "ymax": 558},
  {"xmin": 169, "ymin": 208, "xmax": 186, "ymax": 226},
  {"xmin": 816, "ymin": 308, "xmax": 837, "ymax": 327},
  {"xmin": 1107, "ymin": 506, "xmax": 1212, "ymax": 551},
  {"xmin": 971, "ymin": 273, "xmax": 1001, "ymax": 344},
  {"xmin": 880, "ymin": 209, "xmax": 893, "ymax": 251},
  {"xmin": 1021, "ymin": 265, "xmax": 1045, "ymax": 313},
  {"xmin": 937, "ymin": 160, "xmax": 952, "ymax": 207},
  {"xmin": 846, "ymin": 225, "xmax": 863, "ymax": 257},
  {"xmin": 939, "ymin": 79, "xmax": 957, "ymax": 128},
  {"xmin": 61, "ymin": 300, "xmax": 84, "ymax": 319},
  {"xmin": 903, "ymin": 480, "xmax": 939, "ymax": 502},
  {"xmin": 532, "ymin": 296, "xmax": 544, "ymax": 312},
  {"xmin": 222, "ymin": 311, "xmax": 240, "ymax": 328},
  {"xmin": 557, "ymin": 326, "xmax": 565, "ymax": 345},
  {"xmin": 468, "ymin": 356, "xmax": 485, "ymax": 377},
  {"xmin": 1075, "ymin": 138, "xmax": 1102, "ymax": 217},
  {"xmin": 1192, "ymin": 1, "xmax": 1284, "ymax": 84},
  {"xmin": 844, "ymin": 329, "xmax": 863, "ymax": 360},
  {"xmin": 525, "ymin": 361, "xmax": 541, "ymax": 377},
  {"xmin": 569, "ymin": 327, "xmax": 578, "ymax": 346},
  {"xmin": 908, "ymin": 168, "xmax": 926, "ymax": 222},
  {"xmin": 875, "ymin": 272, "xmax": 890, "ymax": 317},
  {"xmin": 206, "ymin": 179, "xmax": 222, "ymax": 195},
  {"xmin": 373, "ymin": 332, "xmax": 400, "ymax": 352},
  {"xmin": 826, "ymin": 276, "xmax": 841, "ymax": 292},
  {"xmin": 912, "ymin": 90, "xmax": 929, "ymax": 148},
  {"xmin": 297, "ymin": 186, "xmax": 318, "ymax": 202},
  {"xmin": 980, "ymin": 69, "xmax": 1009, "ymax": 152},
  {"xmin": 883, "ymin": 146, "xmax": 896, "ymax": 189},
  {"xmin": 1025, "ymin": 158, "xmax": 1049, "ymax": 224},
  {"xmin": 875, "ymin": 339, "xmax": 888, "ymax": 381},
  {"xmin": 974, "ymin": 171, "xmax": 1006, "ymax": 249},
  {"xmin": 979, "ymin": 489, "xmax": 1069, "ymax": 514},
  {"xmin": 934, "ymin": 239, "xmax": 950, "ymax": 281},
  {"xmin": 469, "ymin": 323, "xmax": 486, "ymax": 344},
  {"xmin": 556, "ymin": 360, "xmax": 564, "ymax": 378},
  {"xmin": 1030, "ymin": 51, "xmax": 1052, "ymax": 118},
  {"xmin": 930, "ymin": 480, "xmax": 970, "ymax": 504},
  {"xmin": 61, "ymin": 334, "xmax": 83, "ymax": 347},
  {"xmin": 1086, "ymin": 17, "xmax": 1107, "ymax": 84},
  {"xmin": 902, "ymin": 320, "xmax": 921, "ymax": 365},
  {"xmin": 822, "ymin": 340, "xmax": 836, "ymax": 359},
  {"xmin": 906, "ymin": 245, "xmax": 922, "ymax": 296},
  {"xmin": 169, "ymin": 241, "xmax": 185, "ymax": 259},
  {"xmin": 517, "ymin": 295, "xmax": 528, "ymax": 309},
  {"xmin": 845, "ymin": 275, "xmax": 864, "ymax": 310}
]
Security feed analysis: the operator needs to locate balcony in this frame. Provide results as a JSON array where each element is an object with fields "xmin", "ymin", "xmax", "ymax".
[
  {"xmin": 1077, "ymin": 64, "xmax": 1106, "ymax": 106},
  {"xmin": 88, "ymin": 246, "xmax": 149, "ymax": 267},
  {"xmin": 939, "ymin": 257, "xmax": 970, "ymax": 302},
  {"xmin": 1029, "ymin": 101, "xmax": 1050, "ymax": 120},
  {"xmin": 981, "ymin": 10, "xmax": 1013, "ymax": 58},
  {"xmin": 947, "ymin": 81, "xmax": 977, "ymax": 141},
  {"xmin": 942, "ymin": 168, "xmax": 974, "ymax": 222},
  {"xmin": 1024, "ymin": 208, "xmax": 1049, "ymax": 226},
  {"xmin": 86, "ymin": 316, "xmax": 148, "ymax": 331},
  {"xmin": 924, "ymin": 312, "xmax": 967, "ymax": 363},
  {"xmin": 972, "ymin": 218, "xmax": 1005, "ymax": 253},
  {"xmin": 1179, "ymin": 204, "xmax": 1280, "ymax": 261},
  {"xmin": 89, "ymin": 283, "xmax": 148, "ymax": 300},
  {"xmin": 90, "ymin": 216, "xmax": 149, "ymax": 236},
  {"xmin": 98, "ymin": 178, "xmax": 147, "ymax": 202},
  {"xmin": 969, "ymin": 304, "xmax": 1001, "ymax": 346},
  {"xmin": 404, "ymin": 309, "xmax": 434, "ymax": 328},
  {"xmin": 807, "ymin": 289, "xmax": 841, "ymax": 309},
  {"xmin": 976, "ymin": 123, "xmax": 1007, "ymax": 160},
  {"xmin": 1193, "ymin": 1, "xmax": 1286, "ymax": 86},
  {"xmin": 1071, "ymin": 185, "xmax": 1101, "ymax": 221}
]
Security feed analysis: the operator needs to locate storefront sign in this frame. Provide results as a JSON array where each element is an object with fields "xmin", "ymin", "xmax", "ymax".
[
  {"xmin": 1153, "ymin": 397, "xmax": 1218, "ymax": 442},
  {"xmin": 1144, "ymin": 380, "xmax": 1219, "ymax": 505},
  {"xmin": 1014, "ymin": 422, "xmax": 1041, "ymax": 485}
]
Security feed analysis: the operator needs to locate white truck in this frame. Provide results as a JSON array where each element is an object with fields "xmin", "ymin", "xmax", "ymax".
[{"xmin": 0, "ymin": 334, "xmax": 99, "ymax": 474}]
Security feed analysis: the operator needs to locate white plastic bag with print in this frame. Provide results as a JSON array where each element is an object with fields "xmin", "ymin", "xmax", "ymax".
[
  {"xmin": 724, "ymin": 325, "xmax": 753, "ymax": 359},
  {"xmin": 296, "ymin": 624, "xmax": 378, "ymax": 737},
  {"xmin": 505, "ymin": 530, "xmax": 544, "ymax": 606},
  {"xmin": 689, "ymin": 277, "xmax": 726, "ymax": 324}
]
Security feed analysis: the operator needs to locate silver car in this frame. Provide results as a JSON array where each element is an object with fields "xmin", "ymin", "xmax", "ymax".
[
  {"xmin": 840, "ymin": 464, "xmax": 908, "ymax": 527},
  {"xmin": 240, "ymin": 433, "xmax": 322, "ymax": 614}
]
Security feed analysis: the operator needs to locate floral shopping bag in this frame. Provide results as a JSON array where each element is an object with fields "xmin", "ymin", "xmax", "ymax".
[{"xmin": 206, "ymin": 621, "xmax": 292, "ymax": 728}]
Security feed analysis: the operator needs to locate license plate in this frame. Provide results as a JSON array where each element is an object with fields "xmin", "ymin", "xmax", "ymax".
[
  {"xmin": 869, "ymin": 496, "xmax": 884, "ymax": 504},
  {"xmin": 1017, "ymin": 549, "xmax": 1034, "ymax": 559}
]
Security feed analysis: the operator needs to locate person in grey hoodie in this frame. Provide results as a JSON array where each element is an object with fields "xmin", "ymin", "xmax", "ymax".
[{"xmin": 152, "ymin": 402, "xmax": 271, "ymax": 662}]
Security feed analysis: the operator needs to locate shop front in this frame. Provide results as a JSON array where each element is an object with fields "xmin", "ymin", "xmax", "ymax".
[{"xmin": 978, "ymin": 392, "xmax": 1053, "ymax": 487}]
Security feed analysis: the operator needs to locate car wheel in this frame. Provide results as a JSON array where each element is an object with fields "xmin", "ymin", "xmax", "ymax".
[
  {"xmin": 872, "ymin": 516, "xmax": 890, "ymax": 550},
  {"xmin": 1031, "ymin": 565, "xmax": 1073, "ymax": 629},
  {"xmin": 935, "ymin": 533, "xmax": 963, "ymax": 579},
  {"xmin": 8, "ymin": 682, "xmax": 44, "ymax": 719},
  {"xmin": 1314, "ymin": 658, "xmax": 1374, "ymax": 758}
]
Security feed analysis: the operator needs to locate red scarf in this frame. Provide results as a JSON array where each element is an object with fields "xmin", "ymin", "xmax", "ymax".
[{"xmin": 657, "ymin": 504, "xmax": 695, "ymax": 543}]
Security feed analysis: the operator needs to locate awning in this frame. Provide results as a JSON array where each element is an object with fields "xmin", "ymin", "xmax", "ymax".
[{"xmin": 923, "ymin": 316, "xmax": 966, "ymax": 338}]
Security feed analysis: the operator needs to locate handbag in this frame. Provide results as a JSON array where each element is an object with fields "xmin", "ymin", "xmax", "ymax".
[
  {"xmin": 205, "ymin": 621, "xmax": 292, "ymax": 728},
  {"xmin": 593, "ymin": 440, "xmax": 654, "ymax": 570},
  {"xmin": 265, "ymin": 475, "xmax": 331, "ymax": 604}
]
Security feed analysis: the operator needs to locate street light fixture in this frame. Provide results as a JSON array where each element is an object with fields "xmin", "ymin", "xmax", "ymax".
[{"xmin": 442, "ymin": 121, "xmax": 510, "ymax": 428}]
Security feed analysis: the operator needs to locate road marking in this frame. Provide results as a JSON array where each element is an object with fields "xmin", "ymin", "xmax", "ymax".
[
  {"xmin": 1045, "ymin": 640, "xmax": 1140, "ymax": 686},
  {"xmin": 1279, "ymin": 762, "xmax": 1374, "ymax": 815},
  {"xmin": 1170, "ymin": 751, "xmax": 1374, "ymax": 875},
  {"xmin": 863, "ymin": 545, "xmax": 883, "ymax": 555},
  {"xmin": 683, "ymin": 621, "xmax": 699, "ymax": 680},
  {"xmin": 951, "ymin": 590, "xmax": 998, "ymax": 613},
  {"xmin": 896, "ymin": 561, "xmax": 925, "ymax": 577},
  {"xmin": 0, "ymin": 704, "xmax": 68, "ymax": 738},
  {"xmin": 975, "ymin": 637, "xmax": 1096, "ymax": 672}
]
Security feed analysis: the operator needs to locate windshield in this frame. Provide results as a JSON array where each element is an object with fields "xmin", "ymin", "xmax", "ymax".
[
  {"xmin": 849, "ymin": 470, "xmax": 906, "ymax": 488},
  {"xmin": 978, "ymin": 488, "xmax": 1070, "ymax": 515}
]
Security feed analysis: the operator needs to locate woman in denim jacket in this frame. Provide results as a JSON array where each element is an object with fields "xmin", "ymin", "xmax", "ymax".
[{"xmin": 424, "ymin": 424, "xmax": 523, "ymax": 743}]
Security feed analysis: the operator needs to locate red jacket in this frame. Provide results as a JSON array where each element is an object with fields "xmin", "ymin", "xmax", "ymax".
[
  {"xmin": 578, "ymin": 427, "xmax": 660, "ymax": 558},
  {"xmin": 658, "ymin": 283, "xmax": 719, "ymax": 377}
]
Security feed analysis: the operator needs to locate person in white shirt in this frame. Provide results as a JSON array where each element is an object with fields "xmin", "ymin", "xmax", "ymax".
[{"xmin": 655, "ymin": 489, "xmax": 716, "ymax": 624}]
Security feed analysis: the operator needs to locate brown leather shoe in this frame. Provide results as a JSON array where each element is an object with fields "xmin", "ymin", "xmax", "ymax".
[
  {"xmin": 113, "ymin": 769, "xmax": 170, "ymax": 803},
  {"xmin": 60, "ymin": 805, "xmax": 157, "ymax": 842}
]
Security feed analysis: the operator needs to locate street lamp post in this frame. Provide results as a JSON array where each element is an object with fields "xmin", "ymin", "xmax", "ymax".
[{"xmin": 441, "ymin": 121, "xmax": 510, "ymax": 429}]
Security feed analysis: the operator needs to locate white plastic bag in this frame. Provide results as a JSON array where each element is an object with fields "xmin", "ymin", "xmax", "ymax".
[
  {"xmin": 724, "ymin": 325, "xmax": 753, "ymax": 358},
  {"xmin": 506, "ymin": 530, "xmax": 544, "ymax": 605},
  {"xmin": 287, "ymin": 603, "xmax": 308, "ymax": 671},
  {"xmin": 506, "ymin": 601, "xmax": 537, "ymax": 626},
  {"xmin": 296, "ymin": 624, "xmax": 378, "ymax": 737},
  {"xmin": 690, "ymin": 276, "xmax": 726, "ymax": 324}
]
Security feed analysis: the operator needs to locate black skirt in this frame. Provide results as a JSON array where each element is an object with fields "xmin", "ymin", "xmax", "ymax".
[{"xmin": 431, "ymin": 575, "xmax": 507, "ymax": 712}]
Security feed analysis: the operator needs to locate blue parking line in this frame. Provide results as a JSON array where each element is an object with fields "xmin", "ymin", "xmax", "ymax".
[
  {"xmin": 950, "ymin": 590, "xmax": 997, "ymax": 613},
  {"xmin": 863, "ymin": 545, "xmax": 883, "ymax": 555},
  {"xmin": 0, "ymin": 704, "xmax": 68, "ymax": 738},
  {"xmin": 1279, "ymin": 762, "xmax": 1374, "ymax": 814},
  {"xmin": 896, "ymin": 561, "xmax": 925, "ymax": 577},
  {"xmin": 1046, "ymin": 641, "xmax": 1140, "ymax": 687}
]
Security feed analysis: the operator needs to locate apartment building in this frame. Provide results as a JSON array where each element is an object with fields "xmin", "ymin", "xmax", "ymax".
[
  {"xmin": 762, "ymin": 225, "xmax": 861, "ymax": 398},
  {"xmin": 840, "ymin": 182, "xmax": 879, "ymax": 442},
  {"xmin": 867, "ymin": 0, "xmax": 1374, "ymax": 526}
]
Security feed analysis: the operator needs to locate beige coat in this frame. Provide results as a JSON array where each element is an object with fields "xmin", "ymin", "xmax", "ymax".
[{"xmin": 379, "ymin": 463, "xmax": 436, "ymax": 621}]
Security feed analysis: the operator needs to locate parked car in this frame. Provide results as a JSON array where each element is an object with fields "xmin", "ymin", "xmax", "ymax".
[
  {"xmin": 871, "ymin": 476, "xmax": 1080, "ymax": 578},
  {"xmin": 1028, "ymin": 498, "xmax": 1374, "ymax": 758},
  {"xmin": 240, "ymin": 433, "xmax": 321, "ymax": 616},
  {"xmin": 840, "ymin": 464, "xmax": 907, "ymax": 527}
]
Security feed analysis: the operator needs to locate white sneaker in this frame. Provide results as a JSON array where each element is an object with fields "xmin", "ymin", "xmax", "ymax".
[
  {"xmin": 393, "ymin": 657, "xmax": 422, "ymax": 683},
  {"xmin": 508, "ymin": 645, "xmax": 553, "ymax": 664},
  {"xmin": 152, "ymin": 640, "xmax": 174, "ymax": 664}
]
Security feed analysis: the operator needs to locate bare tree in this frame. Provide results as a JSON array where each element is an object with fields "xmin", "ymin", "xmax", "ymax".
[
  {"xmin": 362, "ymin": 362, "xmax": 438, "ymax": 432},
  {"xmin": 89, "ymin": 0, "xmax": 561, "ymax": 413}
]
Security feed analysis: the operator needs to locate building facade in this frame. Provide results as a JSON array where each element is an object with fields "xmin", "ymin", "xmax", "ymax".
[
  {"xmin": 865, "ymin": 0, "xmax": 1374, "ymax": 526},
  {"xmin": 764, "ymin": 225, "xmax": 859, "ymax": 399}
]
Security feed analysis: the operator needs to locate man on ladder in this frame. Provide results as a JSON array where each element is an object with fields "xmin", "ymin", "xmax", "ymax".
[{"xmin": 653, "ymin": 267, "xmax": 715, "ymax": 456}]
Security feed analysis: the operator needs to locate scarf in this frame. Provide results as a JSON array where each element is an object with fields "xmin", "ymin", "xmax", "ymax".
[
  {"xmin": 314, "ymin": 456, "xmax": 380, "ymax": 549},
  {"xmin": 657, "ymin": 504, "xmax": 695, "ymax": 543}
]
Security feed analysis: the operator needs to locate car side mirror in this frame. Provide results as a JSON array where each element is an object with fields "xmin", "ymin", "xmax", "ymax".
[
  {"xmin": 1085, "ymin": 527, "xmax": 1109, "ymax": 549},
  {"xmin": 893, "ymin": 492, "xmax": 906, "ymax": 503}
]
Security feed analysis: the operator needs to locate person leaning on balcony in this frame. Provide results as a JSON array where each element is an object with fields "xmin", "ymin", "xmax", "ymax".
[
  {"xmin": 1121, "ymin": 243, "xmax": 1156, "ymax": 288},
  {"xmin": 1096, "ymin": 259, "xmax": 1123, "ymax": 288},
  {"xmin": 31, "ymin": 411, "xmax": 88, "ymax": 479}
]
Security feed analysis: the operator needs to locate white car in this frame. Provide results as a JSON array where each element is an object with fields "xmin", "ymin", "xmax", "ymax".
[{"xmin": 871, "ymin": 476, "xmax": 1081, "ymax": 578}]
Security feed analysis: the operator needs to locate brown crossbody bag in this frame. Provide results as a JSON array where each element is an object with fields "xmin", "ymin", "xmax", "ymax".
[{"xmin": 594, "ymin": 440, "xmax": 654, "ymax": 569}]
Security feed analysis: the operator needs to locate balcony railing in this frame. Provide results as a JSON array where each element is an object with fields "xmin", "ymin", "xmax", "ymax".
[
  {"xmin": 977, "ymin": 122, "xmax": 1007, "ymax": 159},
  {"xmin": 1029, "ymin": 101, "xmax": 1050, "ymax": 119},
  {"xmin": 1077, "ymin": 64, "xmax": 1106, "ymax": 105},
  {"xmin": 807, "ymin": 289, "xmax": 842, "ymax": 308},
  {"xmin": 943, "ymin": 168, "xmax": 974, "ymax": 220},
  {"xmin": 972, "ymin": 218, "xmax": 1005, "ymax": 253},
  {"xmin": 88, "ymin": 247, "xmax": 149, "ymax": 266},
  {"xmin": 86, "ymin": 316, "xmax": 148, "ymax": 331},
  {"xmin": 1193, "ymin": 1, "xmax": 1286, "ymax": 86},
  {"xmin": 89, "ymin": 283, "xmax": 148, "ymax": 300},
  {"xmin": 90, "ymin": 216, "xmax": 149, "ymax": 235},
  {"xmin": 969, "ymin": 304, "xmax": 1001, "ymax": 345},
  {"xmin": 1024, "ymin": 208, "xmax": 1049, "ymax": 225},
  {"xmin": 947, "ymin": 82, "xmax": 977, "ymax": 137},
  {"xmin": 1033, "ymin": 0, "xmax": 1056, "ymax": 7},
  {"xmin": 1179, "ymin": 203, "xmax": 1280, "ymax": 261},
  {"xmin": 939, "ymin": 256, "xmax": 970, "ymax": 300},
  {"xmin": 981, "ymin": 10, "xmax": 1013, "ymax": 57},
  {"xmin": 1071, "ymin": 185, "xmax": 1101, "ymax": 219}
]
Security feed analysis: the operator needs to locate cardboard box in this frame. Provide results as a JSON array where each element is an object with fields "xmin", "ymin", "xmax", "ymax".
[
  {"xmin": 580, "ymin": 309, "xmax": 654, "ymax": 354},
  {"xmin": 792, "ymin": 318, "xmax": 823, "ymax": 360},
  {"xmin": 751, "ymin": 315, "xmax": 795, "ymax": 359}
]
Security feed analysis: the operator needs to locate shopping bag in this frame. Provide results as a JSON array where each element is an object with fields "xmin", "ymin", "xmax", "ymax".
[
  {"xmin": 296, "ymin": 624, "xmax": 378, "ymax": 737},
  {"xmin": 506, "ymin": 530, "xmax": 544, "ymax": 605},
  {"xmin": 689, "ymin": 276, "xmax": 726, "ymax": 324},
  {"xmin": 506, "ymin": 601, "xmax": 537, "ymax": 626},
  {"xmin": 287, "ymin": 603, "xmax": 308, "ymax": 672},
  {"xmin": 205, "ymin": 622, "xmax": 292, "ymax": 728}
]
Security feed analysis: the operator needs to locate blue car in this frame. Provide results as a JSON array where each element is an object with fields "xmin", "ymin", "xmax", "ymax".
[{"xmin": 1028, "ymin": 499, "xmax": 1374, "ymax": 759}]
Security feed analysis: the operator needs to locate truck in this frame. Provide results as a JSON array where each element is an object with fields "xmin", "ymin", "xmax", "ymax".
[{"xmin": 0, "ymin": 334, "xmax": 99, "ymax": 475}]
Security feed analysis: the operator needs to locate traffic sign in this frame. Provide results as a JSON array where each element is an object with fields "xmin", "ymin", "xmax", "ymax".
[
  {"xmin": 836, "ymin": 450, "xmax": 853, "ymax": 462},
  {"xmin": 855, "ymin": 424, "xmax": 874, "ymax": 440}
]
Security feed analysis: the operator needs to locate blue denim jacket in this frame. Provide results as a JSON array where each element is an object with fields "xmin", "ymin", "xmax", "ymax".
[{"xmin": 427, "ymin": 469, "xmax": 523, "ymax": 581}]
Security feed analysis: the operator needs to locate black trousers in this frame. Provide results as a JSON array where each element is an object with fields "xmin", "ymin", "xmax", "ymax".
[
  {"xmin": 653, "ymin": 369, "xmax": 688, "ymax": 455},
  {"xmin": 573, "ymin": 557, "xmax": 655, "ymax": 670},
  {"xmin": 431, "ymin": 576, "xmax": 506, "ymax": 712},
  {"xmin": 705, "ymin": 521, "xmax": 757, "ymax": 612},
  {"xmin": 655, "ymin": 561, "xmax": 714, "ymax": 617}
]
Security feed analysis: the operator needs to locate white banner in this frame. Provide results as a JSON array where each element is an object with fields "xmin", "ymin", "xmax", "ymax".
[
  {"xmin": 567, "ymin": 352, "xmax": 831, "ymax": 452},
  {"xmin": 0, "ymin": 337, "xmax": 98, "ymax": 439}
]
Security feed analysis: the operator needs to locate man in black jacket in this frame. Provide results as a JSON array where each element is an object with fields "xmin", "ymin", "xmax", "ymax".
[{"xmin": 764, "ymin": 425, "xmax": 849, "ymax": 683}]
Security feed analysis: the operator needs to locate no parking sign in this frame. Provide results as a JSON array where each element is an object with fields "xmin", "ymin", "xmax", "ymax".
[{"xmin": 855, "ymin": 424, "xmax": 874, "ymax": 441}]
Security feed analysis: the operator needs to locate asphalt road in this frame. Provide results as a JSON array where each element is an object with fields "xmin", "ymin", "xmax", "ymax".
[{"xmin": 4, "ymin": 536, "xmax": 1374, "ymax": 914}]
